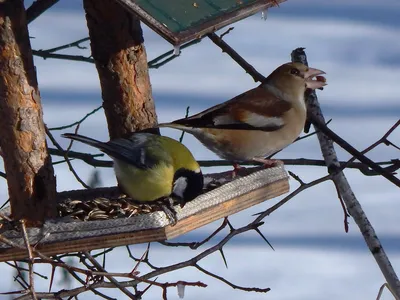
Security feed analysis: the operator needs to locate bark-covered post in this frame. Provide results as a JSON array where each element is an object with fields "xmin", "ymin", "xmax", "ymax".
[
  {"xmin": 83, "ymin": 0, "xmax": 158, "ymax": 139},
  {"xmin": 0, "ymin": 0, "xmax": 57, "ymax": 224}
]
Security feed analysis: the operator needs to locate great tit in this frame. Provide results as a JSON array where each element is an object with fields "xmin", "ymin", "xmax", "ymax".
[
  {"xmin": 62, "ymin": 132, "xmax": 204, "ymax": 207},
  {"xmin": 158, "ymin": 62, "xmax": 326, "ymax": 172}
]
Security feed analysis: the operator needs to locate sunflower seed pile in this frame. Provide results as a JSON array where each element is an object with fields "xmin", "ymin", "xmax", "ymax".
[
  {"xmin": 57, "ymin": 197, "xmax": 159, "ymax": 221},
  {"xmin": 57, "ymin": 180, "xmax": 222, "ymax": 222}
]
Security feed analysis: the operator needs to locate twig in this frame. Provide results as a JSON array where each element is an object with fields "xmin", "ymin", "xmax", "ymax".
[
  {"xmin": 39, "ymin": 37, "xmax": 90, "ymax": 54},
  {"xmin": 83, "ymin": 251, "xmax": 137, "ymax": 299},
  {"xmin": 207, "ymin": 32, "xmax": 265, "ymax": 82},
  {"xmin": 47, "ymin": 146, "xmax": 399, "ymax": 176},
  {"xmin": 20, "ymin": 220, "xmax": 38, "ymax": 300},
  {"xmin": 148, "ymin": 38, "xmax": 202, "ymax": 68},
  {"xmin": 160, "ymin": 217, "xmax": 229, "ymax": 249},
  {"xmin": 255, "ymin": 174, "xmax": 332, "ymax": 220},
  {"xmin": 179, "ymin": 106, "xmax": 190, "ymax": 143},
  {"xmin": 138, "ymin": 222, "xmax": 268, "ymax": 292},
  {"xmin": 82, "ymin": 251, "xmax": 206, "ymax": 300},
  {"xmin": 45, "ymin": 126, "xmax": 90, "ymax": 188},
  {"xmin": 26, "ymin": 0, "xmax": 59, "ymax": 24},
  {"xmin": 49, "ymin": 105, "xmax": 102, "ymax": 131},
  {"xmin": 11, "ymin": 261, "xmax": 30, "ymax": 289},
  {"xmin": 342, "ymin": 120, "xmax": 400, "ymax": 169},
  {"xmin": 310, "ymin": 115, "xmax": 400, "ymax": 188},
  {"xmin": 32, "ymin": 50, "xmax": 95, "ymax": 64},
  {"xmin": 376, "ymin": 282, "xmax": 399, "ymax": 300},
  {"xmin": 52, "ymin": 256, "xmax": 116, "ymax": 300},
  {"xmin": 48, "ymin": 148, "xmax": 106, "ymax": 165},
  {"xmin": 219, "ymin": 27, "xmax": 234, "ymax": 39},
  {"xmin": 32, "ymin": 36, "xmax": 202, "ymax": 67},
  {"xmin": 196, "ymin": 264, "xmax": 269, "ymax": 293},
  {"xmin": 291, "ymin": 47, "xmax": 400, "ymax": 299},
  {"xmin": 126, "ymin": 244, "xmax": 160, "ymax": 271},
  {"xmin": 5, "ymin": 262, "xmax": 48, "ymax": 280}
]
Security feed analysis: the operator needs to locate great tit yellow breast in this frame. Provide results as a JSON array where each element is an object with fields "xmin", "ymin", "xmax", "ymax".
[{"xmin": 113, "ymin": 159, "xmax": 174, "ymax": 202}]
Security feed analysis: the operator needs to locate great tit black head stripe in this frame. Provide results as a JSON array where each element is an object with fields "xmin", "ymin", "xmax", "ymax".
[{"xmin": 173, "ymin": 168, "xmax": 204, "ymax": 202}]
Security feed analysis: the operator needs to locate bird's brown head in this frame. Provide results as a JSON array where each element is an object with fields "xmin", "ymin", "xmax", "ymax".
[{"xmin": 264, "ymin": 62, "xmax": 327, "ymax": 102}]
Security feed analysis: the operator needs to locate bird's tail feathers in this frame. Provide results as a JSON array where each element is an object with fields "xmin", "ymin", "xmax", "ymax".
[
  {"xmin": 158, "ymin": 122, "xmax": 192, "ymax": 130},
  {"xmin": 62, "ymin": 133, "xmax": 106, "ymax": 150}
]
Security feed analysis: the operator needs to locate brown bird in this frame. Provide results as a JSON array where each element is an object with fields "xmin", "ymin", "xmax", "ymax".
[{"xmin": 159, "ymin": 62, "xmax": 327, "ymax": 174}]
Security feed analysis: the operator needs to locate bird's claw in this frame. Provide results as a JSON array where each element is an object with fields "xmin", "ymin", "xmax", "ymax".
[{"xmin": 161, "ymin": 197, "xmax": 178, "ymax": 226}]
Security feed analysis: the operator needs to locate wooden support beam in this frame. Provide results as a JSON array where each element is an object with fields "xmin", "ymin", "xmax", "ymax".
[
  {"xmin": 0, "ymin": 0, "xmax": 57, "ymax": 224},
  {"xmin": 83, "ymin": 0, "xmax": 158, "ymax": 139}
]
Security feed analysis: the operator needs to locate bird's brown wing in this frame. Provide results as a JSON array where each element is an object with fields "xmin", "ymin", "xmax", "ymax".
[{"xmin": 172, "ymin": 86, "xmax": 292, "ymax": 132}]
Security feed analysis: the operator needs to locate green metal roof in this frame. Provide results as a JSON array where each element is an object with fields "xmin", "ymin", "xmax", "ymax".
[{"xmin": 115, "ymin": 0, "xmax": 285, "ymax": 45}]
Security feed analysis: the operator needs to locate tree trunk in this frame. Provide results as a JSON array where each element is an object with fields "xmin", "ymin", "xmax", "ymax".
[
  {"xmin": 83, "ymin": 0, "xmax": 158, "ymax": 140},
  {"xmin": 0, "ymin": 0, "xmax": 57, "ymax": 224}
]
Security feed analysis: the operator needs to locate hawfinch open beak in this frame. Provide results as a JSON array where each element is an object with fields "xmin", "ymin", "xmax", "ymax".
[{"xmin": 305, "ymin": 68, "xmax": 327, "ymax": 90}]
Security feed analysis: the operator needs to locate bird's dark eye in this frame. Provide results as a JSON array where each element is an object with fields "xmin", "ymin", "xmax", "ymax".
[{"xmin": 290, "ymin": 68, "xmax": 300, "ymax": 76}]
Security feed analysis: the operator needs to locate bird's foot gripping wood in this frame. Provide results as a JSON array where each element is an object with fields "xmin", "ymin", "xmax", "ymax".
[
  {"xmin": 231, "ymin": 163, "xmax": 242, "ymax": 179},
  {"xmin": 252, "ymin": 158, "xmax": 284, "ymax": 169},
  {"xmin": 161, "ymin": 197, "xmax": 178, "ymax": 226}
]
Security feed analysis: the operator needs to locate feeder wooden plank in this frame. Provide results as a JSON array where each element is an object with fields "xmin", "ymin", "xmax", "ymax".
[{"xmin": 0, "ymin": 166, "xmax": 289, "ymax": 262}]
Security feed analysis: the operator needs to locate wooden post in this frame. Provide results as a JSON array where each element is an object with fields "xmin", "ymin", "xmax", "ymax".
[
  {"xmin": 0, "ymin": 0, "xmax": 57, "ymax": 224},
  {"xmin": 83, "ymin": 0, "xmax": 158, "ymax": 139}
]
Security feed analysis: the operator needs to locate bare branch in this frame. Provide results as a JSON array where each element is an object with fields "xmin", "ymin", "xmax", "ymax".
[
  {"xmin": 39, "ymin": 37, "xmax": 90, "ymax": 53},
  {"xmin": 20, "ymin": 220, "xmax": 38, "ymax": 300},
  {"xmin": 83, "ymin": 251, "xmax": 137, "ymax": 299},
  {"xmin": 49, "ymin": 105, "xmax": 102, "ymax": 131},
  {"xmin": 148, "ymin": 38, "xmax": 203, "ymax": 69},
  {"xmin": 159, "ymin": 217, "xmax": 229, "ymax": 249},
  {"xmin": 196, "ymin": 264, "xmax": 270, "ymax": 293},
  {"xmin": 32, "ymin": 50, "xmax": 95, "ymax": 63},
  {"xmin": 292, "ymin": 47, "xmax": 400, "ymax": 299},
  {"xmin": 309, "ymin": 115, "xmax": 400, "ymax": 188},
  {"xmin": 26, "ymin": 0, "xmax": 59, "ymax": 24},
  {"xmin": 47, "ymin": 144, "xmax": 399, "ymax": 176},
  {"xmin": 208, "ymin": 32, "xmax": 265, "ymax": 82},
  {"xmin": 45, "ymin": 126, "xmax": 90, "ymax": 188}
]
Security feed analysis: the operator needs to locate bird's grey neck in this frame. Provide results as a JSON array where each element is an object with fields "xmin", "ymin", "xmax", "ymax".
[{"xmin": 263, "ymin": 83, "xmax": 293, "ymax": 103}]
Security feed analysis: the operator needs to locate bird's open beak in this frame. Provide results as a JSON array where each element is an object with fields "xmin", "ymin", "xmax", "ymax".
[{"xmin": 305, "ymin": 68, "xmax": 327, "ymax": 90}]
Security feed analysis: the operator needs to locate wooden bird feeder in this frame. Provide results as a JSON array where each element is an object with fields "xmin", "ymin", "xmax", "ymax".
[
  {"xmin": 0, "ymin": 166, "xmax": 289, "ymax": 262},
  {"xmin": 115, "ymin": 0, "xmax": 286, "ymax": 45}
]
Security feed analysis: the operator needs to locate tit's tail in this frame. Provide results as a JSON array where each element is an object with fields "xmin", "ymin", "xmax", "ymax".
[
  {"xmin": 158, "ymin": 122, "xmax": 194, "ymax": 131},
  {"xmin": 62, "ymin": 133, "xmax": 106, "ymax": 151}
]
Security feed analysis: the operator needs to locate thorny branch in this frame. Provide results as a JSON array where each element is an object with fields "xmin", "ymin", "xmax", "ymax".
[{"xmin": 83, "ymin": 251, "xmax": 137, "ymax": 299}]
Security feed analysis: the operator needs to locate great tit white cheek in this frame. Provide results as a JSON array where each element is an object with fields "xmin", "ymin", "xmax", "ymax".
[{"xmin": 172, "ymin": 176, "xmax": 188, "ymax": 199}]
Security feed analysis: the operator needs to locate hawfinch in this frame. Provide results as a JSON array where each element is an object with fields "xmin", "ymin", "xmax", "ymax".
[{"xmin": 159, "ymin": 62, "xmax": 327, "ymax": 171}]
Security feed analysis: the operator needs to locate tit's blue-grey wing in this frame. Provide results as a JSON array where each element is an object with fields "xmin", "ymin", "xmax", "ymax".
[{"xmin": 105, "ymin": 133, "xmax": 167, "ymax": 170}]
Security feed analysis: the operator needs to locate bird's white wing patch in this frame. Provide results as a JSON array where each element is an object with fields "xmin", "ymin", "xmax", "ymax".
[
  {"xmin": 243, "ymin": 112, "xmax": 285, "ymax": 128},
  {"xmin": 213, "ymin": 114, "xmax": 240, "ymax": 125},
  {"xmin": 173, "ymin": 177, "xmax": 188, "ymax": 199}
]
